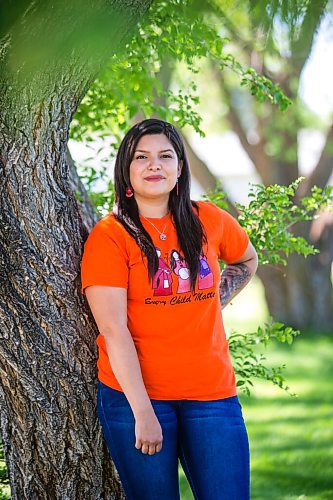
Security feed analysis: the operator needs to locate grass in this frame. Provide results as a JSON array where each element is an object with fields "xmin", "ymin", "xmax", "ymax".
[
  {"xmin": 178, "ymin": 337, "xmax": 333, "ymax": 499},
  {"xmin": 241, "ymin": 335, "xmax": 333, "ymax": 500},
  {"xmin": 0, "ymin": 442, "xmax": 9, "ymax": 500},
  {"xmin": 179, "ymin": 277, "xmax": 333, "ymax": 499},
  {"xmin": 2, "ymin": 278, "xmax": 333, "ymax": 499}
]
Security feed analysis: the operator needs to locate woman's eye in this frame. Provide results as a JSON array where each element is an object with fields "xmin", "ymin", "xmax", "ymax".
[{"xmin": 135, "ymin": 154, "xmax": 172, "ymax": 159}]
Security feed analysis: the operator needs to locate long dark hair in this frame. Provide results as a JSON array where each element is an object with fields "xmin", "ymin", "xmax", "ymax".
[{"xmin": 113, "ymin": 118, "xmax": 208, "ymax": 293}]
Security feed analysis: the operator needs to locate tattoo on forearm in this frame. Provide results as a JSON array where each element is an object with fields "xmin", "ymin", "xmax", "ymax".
[{"xmin": 219, "ymin": 263, "xmax": 252, "ymax": 309}]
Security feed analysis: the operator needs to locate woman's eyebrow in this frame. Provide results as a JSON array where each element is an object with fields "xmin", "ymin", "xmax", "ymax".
[{"xmin": 135, "ymin": 149, "xmax": 174, "ymax": 153}]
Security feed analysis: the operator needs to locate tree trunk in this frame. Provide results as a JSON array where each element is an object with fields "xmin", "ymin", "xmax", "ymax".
[
  {"xmin": 0, "ymin": 1, "xmax": 152, "ymax": 498},
  {"xmin": 257, "ymin": 213, "xmax": 333, "ymax": 333}
]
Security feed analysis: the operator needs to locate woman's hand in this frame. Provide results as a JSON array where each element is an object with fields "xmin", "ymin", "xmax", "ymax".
[{"xmin": 135, "ymin": 409, "xmax": 163, "ymax": 455}]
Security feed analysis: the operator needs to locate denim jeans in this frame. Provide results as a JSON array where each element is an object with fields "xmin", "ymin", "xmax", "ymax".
[{"xmin": 97, "ymin": 380, "xmax": 250, "ymax": 500}]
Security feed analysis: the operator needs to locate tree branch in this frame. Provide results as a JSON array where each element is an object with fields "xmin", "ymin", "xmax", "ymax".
[
  {"xmin": 297, "ymin": 121, "xmax": 333, "ymax": 199},
  {"xmin": 210, "ymin": 59, "xmax": 273, "ymax": 185}
]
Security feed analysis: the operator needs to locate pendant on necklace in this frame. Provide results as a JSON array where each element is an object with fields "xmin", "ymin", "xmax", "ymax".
[{"xmin": 160, "ymin": 233, "xmax": 167, "ymax": 240}]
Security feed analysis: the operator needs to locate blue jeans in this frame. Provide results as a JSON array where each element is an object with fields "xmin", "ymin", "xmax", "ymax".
[{"xmin": 97, "ymin": 380, "xmax": 250, "ymax": 499}]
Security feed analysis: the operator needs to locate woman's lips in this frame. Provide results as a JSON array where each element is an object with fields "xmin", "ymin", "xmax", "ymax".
[{"xmin": 144, "ymin": 177, "xmax": 165, "ymax": 182}]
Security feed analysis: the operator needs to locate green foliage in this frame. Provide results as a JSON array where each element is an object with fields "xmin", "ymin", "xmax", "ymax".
[
  {"xmin": 240, "ymin": 179, "xmax": 333, "ymax": 265},
  {"xmin": 76, "ymin": 165, "xmax": 115, "ymax": 215},
  {"xmin": 70, "ymin": 0, "xmax": 292, "ymax": 147},
  {"xmin": 205, "ymin": 177, "xmax": 333, "ymax": 267},
  {"xmin": 221, "ymin": 56, "xmax": 292, "ymax": 111},
  {"xmin": 228, "ymin": 316, "xmax": 301, "ymax": 397}
]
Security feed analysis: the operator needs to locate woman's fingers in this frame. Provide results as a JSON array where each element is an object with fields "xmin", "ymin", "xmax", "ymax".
[{"xmin": 136, "ymin": 440, "xmax": 163, "ymax": 455}]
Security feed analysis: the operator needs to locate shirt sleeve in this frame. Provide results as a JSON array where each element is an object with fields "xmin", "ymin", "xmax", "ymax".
[
  {"xmin": 218, "ymin": 208, "xmax": 250, "ymax": 264},
  {"xmin": 80, "ymin": 219, "xmax": 129, "ymax": 295},
  {"xmin": 203, "ymin": 201, "xmax": 249, "ymax": 264}
]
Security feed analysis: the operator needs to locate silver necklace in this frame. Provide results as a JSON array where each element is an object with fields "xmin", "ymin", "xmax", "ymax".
[{"xmin": 141, "ymin": 213, "xmax": 170, "ymax": 240}]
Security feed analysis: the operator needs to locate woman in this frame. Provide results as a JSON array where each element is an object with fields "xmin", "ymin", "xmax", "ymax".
[{"xmin": 81, "ymin": 118, "xmax": 258, "ymax": 500}]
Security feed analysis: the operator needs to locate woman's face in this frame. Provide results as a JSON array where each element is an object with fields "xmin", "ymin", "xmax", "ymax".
[{"xmin": 129, "ymin": 133, "xmax": 182, "ymax": 202}]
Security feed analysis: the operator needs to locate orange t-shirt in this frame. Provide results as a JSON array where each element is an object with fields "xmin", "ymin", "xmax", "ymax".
[{"xmin": 81, "ymin": 200, "xmax": 250, "ymax": 400}]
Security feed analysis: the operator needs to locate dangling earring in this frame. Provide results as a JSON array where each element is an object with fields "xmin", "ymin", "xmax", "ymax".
[
  {"xmin": 125, "ymin": 186, "xmax": 134, "ymax": 197},
  {"xmin": 176, "ymin": 162, "xmax": 182, "ymax": 196}
]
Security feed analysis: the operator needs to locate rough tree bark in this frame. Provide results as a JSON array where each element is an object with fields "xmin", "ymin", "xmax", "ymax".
[{"xmin": 0, "ymin": 1, "xmax": 152, "ymax": 498}]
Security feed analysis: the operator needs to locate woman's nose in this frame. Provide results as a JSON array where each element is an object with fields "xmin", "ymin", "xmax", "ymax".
[{"xmin": 148, "ymin": 162, "xmax": 162, "ymax": 170}]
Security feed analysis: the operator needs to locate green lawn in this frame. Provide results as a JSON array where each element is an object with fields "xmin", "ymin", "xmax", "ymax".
[
  {"xmin": 178, "ymin": 334, "xmax": 333, "ymax": 500},
  {"xmin": 178, "ymin": 277, "xmax": 333, "ymax": 499},
  {"xmin": 2, "ymin": 278, "xmax": 333, "ymax": 499}
]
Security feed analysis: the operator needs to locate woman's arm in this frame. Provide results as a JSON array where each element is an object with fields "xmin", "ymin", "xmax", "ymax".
[
  {"xmin": 85, "ymin": 285, "xmax": 154, "ymax": 418},
  {"xmin": 219, "ymin": 241, "xmax": 258, "ymax": 310}
]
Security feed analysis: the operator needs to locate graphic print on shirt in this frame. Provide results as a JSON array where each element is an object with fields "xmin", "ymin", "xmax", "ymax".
[
  {"xmin": 152, "ymin": 247, "xmax": 214, "ymax": 296},
  {"xmin": 198, "ymin": 251, "xmax": 214, "ymax": 289},
  {"xmin": 170, "ymin": 249, "xmax": 192, "ymax": 293},
  {"xmin": 152, "ymin": 247, "xmax": 173, "ymax": 296}
]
